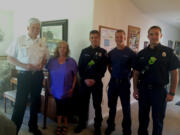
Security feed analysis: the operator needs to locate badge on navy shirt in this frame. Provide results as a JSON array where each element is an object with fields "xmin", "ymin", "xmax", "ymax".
[
  {"xmin": 98, "ymin": 52, "xmax": 102, "ymax": 57},
  {"xmin": 84, "ymin": 54, "xmax": 90, "ymax": 57},
  {"xmin": 162, "ymin": 52, "xmax": 166, "ymax": 57}
]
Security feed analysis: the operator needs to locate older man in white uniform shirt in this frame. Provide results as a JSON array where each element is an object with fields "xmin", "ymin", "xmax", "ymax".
[{"xmin": 6, "ymin": 18, "xmax": 49, "ymax": 135}]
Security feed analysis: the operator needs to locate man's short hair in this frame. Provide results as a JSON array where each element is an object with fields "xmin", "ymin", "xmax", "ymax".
[
  {"xmin": 116, "ymin": 29, "xmax": 126, "ymax": 35},
  {"xmin": 28, "ymin": 18, "xmax": 41, "ymax": 27},
  {"xmin": 90, "ymin": 30, "xmax": 100, "ymax": 36},
  {"xmin": 148, "ymin": 26, "xmax": 162, "ymax": 33}
]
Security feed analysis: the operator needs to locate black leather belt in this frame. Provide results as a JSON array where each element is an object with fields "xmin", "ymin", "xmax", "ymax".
[
  {"xmin": 141, "ymin": 83, "xmax": 167, "ymax": 89},
  {"xmin": 18, "ymin": 70, "xmax": 41, "ymax": 74},
  {"xmin": 111, "ymin": 77, "xmax": 129, "ymax": 84}
]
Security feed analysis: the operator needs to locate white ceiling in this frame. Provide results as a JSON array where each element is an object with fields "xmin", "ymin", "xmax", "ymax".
[{"xmin": 130, "ymin": 0, "xmax": 180, "ymax": 29}]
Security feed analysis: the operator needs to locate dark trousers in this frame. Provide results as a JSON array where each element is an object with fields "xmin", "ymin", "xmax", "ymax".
[
  {"xmin": 11, "ymin": 71, "xmax": 43, "ymax": 134},
  {"xmin": 138, "ymin": 85, "xmax": 167, "ymax": 135},
  {"xmin": 78, "ymin": 79, "xmax": 103, "ymax": 129},
  {"xmin": 55, "ymin": 98, "xmax": 71, "ymax": 116},
  {"xmin": 107, "ymin": 78, "xmax": 131, "ymax": 135}
]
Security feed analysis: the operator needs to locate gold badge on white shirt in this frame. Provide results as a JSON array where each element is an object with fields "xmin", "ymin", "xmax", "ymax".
[{"xmin": 39, "ymin": 43, "xmax": 42, "ymax": 47}]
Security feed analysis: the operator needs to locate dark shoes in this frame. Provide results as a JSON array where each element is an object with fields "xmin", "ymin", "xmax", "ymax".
[
  {"xmin": 56, "ymin": 126, "xmax": 68, "ymax": 135},
  {"xmin": 74, "ymin": 124, "xmax": 86, "ymax": 133},
  {"xmin": 29, "ymin": 128, "xmax": 42, "ymax": 135},
  {"xmin": 105, "ymin": 126, "xmax": 115, "ymax": 135},
  {"xmin": 94, "ymin": 128, "xmax": 101, "ymax": 135}
]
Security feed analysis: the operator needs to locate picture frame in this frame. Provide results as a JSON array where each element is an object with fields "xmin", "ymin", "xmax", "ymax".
[
  {"xmin": 127, "ymin": 25, "xmax": 141, "ymax": 52},
  {"xmin": 168, "ymin": 40, "xmax": 173, "ymax": 49},
  {"xmin": 40, "ymin": 19, "xmax": 68, "ymax": 55},
  {"xmin": 99, "ymin": 25, "xmax": 118, "ymax": 52},
  {"xmin": 174, "ymin": 41, "xmax": 180, "ymax": 57},
  {"xmin": 144, "ymin": 41, "xmax": 148, "ymax": 48}
]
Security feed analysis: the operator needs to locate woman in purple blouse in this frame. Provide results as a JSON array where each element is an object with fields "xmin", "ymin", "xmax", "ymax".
[{"xmin": 46, "ymin": 41, "xmax": 77, "ymax": 135}]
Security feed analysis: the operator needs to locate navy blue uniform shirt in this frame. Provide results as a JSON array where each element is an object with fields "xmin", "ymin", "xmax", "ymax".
[
  {"xmin": 78, "ymin": 46, "xmax": 107, "ymax": 81},
  {"xmin": 133, "ymin": 44, "xmax": 180, "ymax": 85},
  {"xmin": 108, "ymin": 47, "xmax": 136, "ymax": 79}
]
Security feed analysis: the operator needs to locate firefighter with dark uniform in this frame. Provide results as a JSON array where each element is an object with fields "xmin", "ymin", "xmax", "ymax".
[
  {"xmin": 105, "ymin": 29, "xmax": 136, "ymax": 135},
  {"xmin": 74, "ymin": 30, "xmax": 107, "ymax": 135},
  {"xmin": 133, "ymin": 26, "xmax": 180, "ymax": 135}
]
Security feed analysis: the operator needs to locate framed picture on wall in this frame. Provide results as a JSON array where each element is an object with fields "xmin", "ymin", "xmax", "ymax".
[
  {"xmin": 127, "ymin": 25, "xmax": 141, "ymax": 52},
  {"xmin": 168, "ymin": 40, "xmax": 173, "ymax": 49},
  {"xmin": 40, "ymin": 19, "xmax": 68, "ymax": 55},
  {"xmin": 144, "ymin": 41, "xmax": 148, "ymax": 48},
  {"xmin": 174, "ymin": 41, "xmax": 180, "ymax": 57},
  {"xmin": 99, "ymin": 25, "xmax": 118, "ymax": 52}
]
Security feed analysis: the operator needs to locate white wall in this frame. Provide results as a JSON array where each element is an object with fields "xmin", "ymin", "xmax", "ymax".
[
  {"xmin": 0, "ymin": 0, "xmax": 94, "ymax": 61},
  {"xmin": 93, "ymin": 0, "xmax": 180, "ymax": 119},
  {"xmin": 93, "ymin": 0, "xmax": 180, "ymax": 49}
]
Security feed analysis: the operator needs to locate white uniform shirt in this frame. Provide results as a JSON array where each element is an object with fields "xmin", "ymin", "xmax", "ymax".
[{"xmin": 6, "ymin": 34, "xmax": 49, "ymax": 71}]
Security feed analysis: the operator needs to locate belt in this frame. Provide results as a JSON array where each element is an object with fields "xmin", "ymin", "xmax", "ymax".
[
  {"xmin": 111, "ymin": 77, "xmax": 129, "ymax": 84},
  {"xmin": 141, "ymin": 83, "xmax": 167, "ymax": 89},
  {"xmin": 18, "ymin": 70, "xmax": 41, "ymax": 74}
]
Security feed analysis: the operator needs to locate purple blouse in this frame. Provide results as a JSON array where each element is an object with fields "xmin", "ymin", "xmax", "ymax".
[{"xmin": 46, "ymin": 57, "xmax": 78, "ymax": 99}]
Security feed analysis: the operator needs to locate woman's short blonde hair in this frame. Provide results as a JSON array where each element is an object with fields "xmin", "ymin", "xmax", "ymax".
[{"xmin": 54, "ymin": 40, "xmax": 70, "ymax": 58}]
